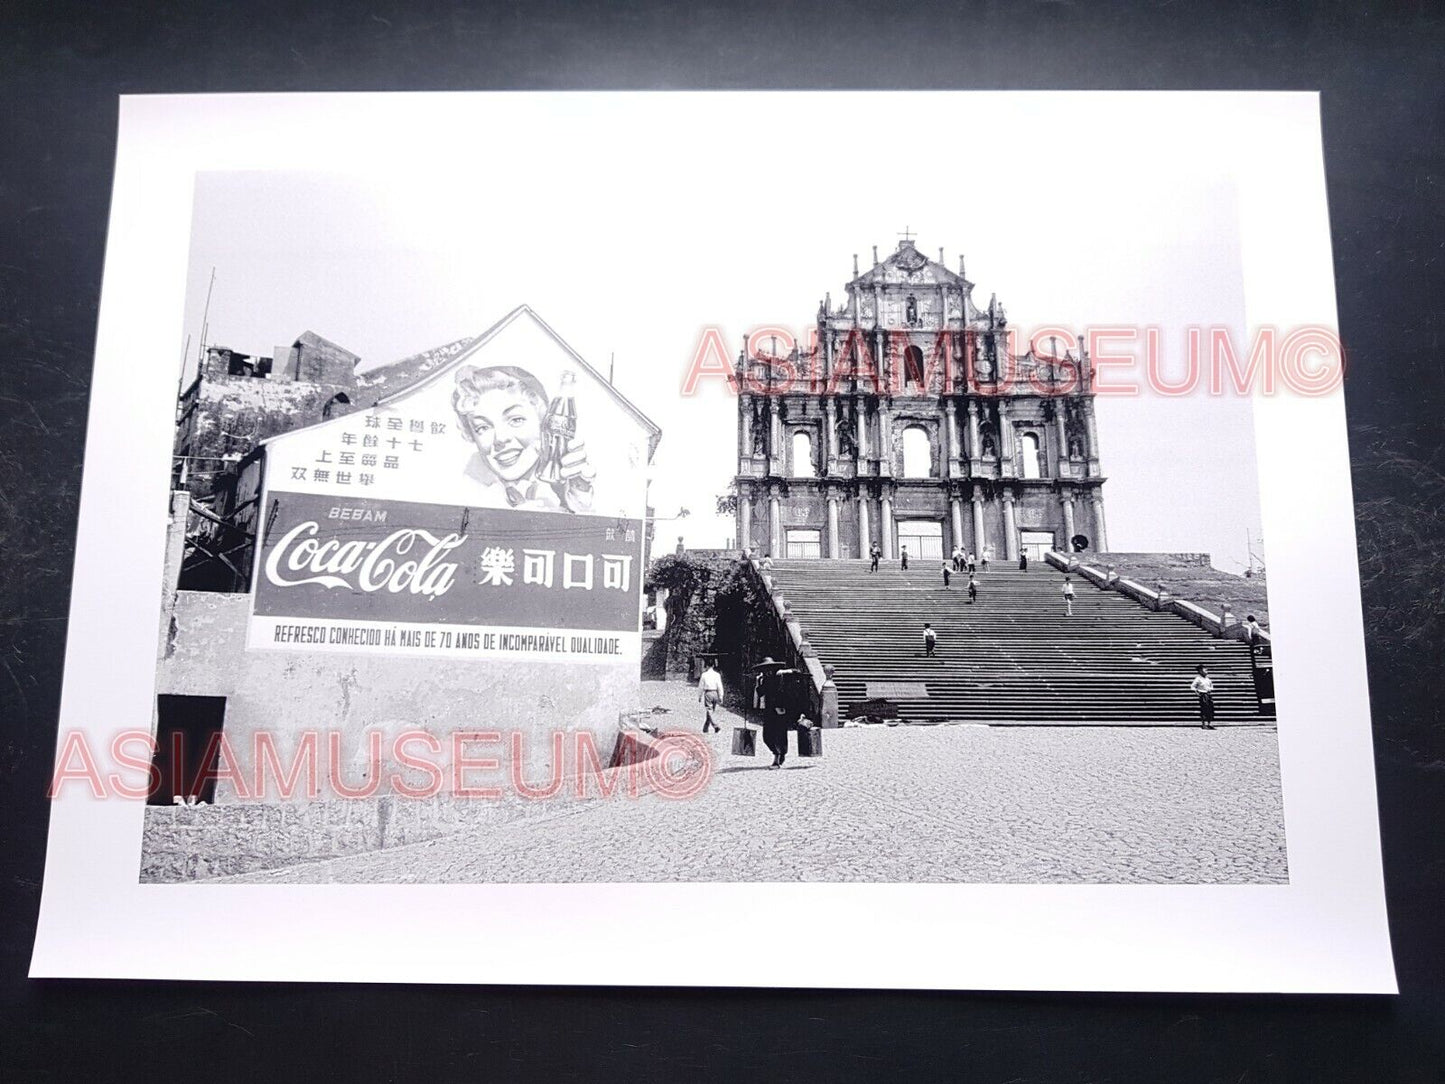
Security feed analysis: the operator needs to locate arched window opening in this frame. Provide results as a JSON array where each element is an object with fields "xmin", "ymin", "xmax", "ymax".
[
  {"xmin": 903, "ymin": 344, "xmax": 926, "ymax": 388},
  {"xmin": 322, "ymin": 392, "xmax": 351, "ymax": 419},
  {"xmin": 791, "ymin": 430, "xmax": 816, "ymax": 478},
  {"xmin": 902, "ymin": 426, "xmax": 932, "ymax": 478},
  {"xmin": 1020, "ymin": 432, "xmax": 1043, "ymax": 479}
]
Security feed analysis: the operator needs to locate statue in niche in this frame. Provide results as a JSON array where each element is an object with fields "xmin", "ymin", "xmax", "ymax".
[
  {"xmin": 836, "ymin": 407, "xmax": 856, "ymax": 458},
  {"xmin": 980, "ymin": 422, "xmax": 998, "ymax": 458},
  {"xmin": 905, "ymin": 295, "xmax": 919, "ymax": 326},
  {"xmin": 1068, "ymin": 433, "xmax": 1085, "ymax": 460},
  {"xmin": 751, "ymin": 400, "xmax": 767, "ymax": 456}
]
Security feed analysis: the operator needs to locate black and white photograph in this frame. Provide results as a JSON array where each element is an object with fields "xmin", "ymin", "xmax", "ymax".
[
  {"xmin": 28, "ymin": 91, "xmax": 1392, "ymax": 993},
  {"xmin": 139, "ymin": 154, "xmax": 1285, "ymax": 888}
]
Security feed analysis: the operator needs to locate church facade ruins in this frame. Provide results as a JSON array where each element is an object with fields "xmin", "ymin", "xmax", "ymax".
[{"xmin": 734, "ymin": 237, "xmax": 1108, "ymax": 564}]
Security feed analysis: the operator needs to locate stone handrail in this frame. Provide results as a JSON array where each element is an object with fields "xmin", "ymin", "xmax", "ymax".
[
  {"xmin": 1044, "ymin": 550, "xmax": 1271, "ymax": 646},
  {"xmin": 742, "ymin": 556, "xmax": 840, "ymax": 728}
]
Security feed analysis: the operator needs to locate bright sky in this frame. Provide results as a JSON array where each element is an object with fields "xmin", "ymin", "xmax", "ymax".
[{"xmin": 180, "ymin": 94, "xmax": 1264, "ymax": 571}]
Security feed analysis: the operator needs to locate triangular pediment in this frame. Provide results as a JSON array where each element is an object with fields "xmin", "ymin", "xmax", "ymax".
[{"xmin": 852, "ymin": 240, "xmax": 963, "ymax": 288}]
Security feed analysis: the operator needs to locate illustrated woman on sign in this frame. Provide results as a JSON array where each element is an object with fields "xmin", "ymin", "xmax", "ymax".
[{"xmin": 451, "ymin": 364, "xmax": 595, "ymax": 512}]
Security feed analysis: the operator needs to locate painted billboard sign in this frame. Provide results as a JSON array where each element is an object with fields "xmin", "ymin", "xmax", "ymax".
[{"xmin": 248, "ymin": 307, "xmax": 658, "ymax": 663}]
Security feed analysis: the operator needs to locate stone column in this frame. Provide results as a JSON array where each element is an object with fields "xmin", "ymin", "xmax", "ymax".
[
  {"xmin": 769, "ymin": 400, "xmax": 783, "ymax": 475},
  {"xmin": 966, "ymin": 399, "xmax": 981, "ymax": 472},
  {"xmin": 1091, "ymin": 492, "xmax": 1109, "ymax": 553},
  {"xmin": 1002, "ymin": 488, "xmax": 1019, "ymax": 561},
  {"xmin": 878, "ymin": 401, "xmax": 893, "ymax": 476},
  {"xmin": 1084, "ymin": 398, "xmax": 1102, "ymax": 474},
  {"xmin": 950, "ymin": 491, "xmax": 965, "ymax": 555},
  {"xmin": 1061, "ymin": 491, "xmax": 1076, "ymax": 551},
  {"xmin": 824, "ymin": 397, "xmax": 838, "ymax": 468},
  {"xmin": 944, "ymin": 399, "xmax": 960, "ymax": 478},
  {"xmin": 739, "ymin": 483, "xmax": 752, "ymax": 553},
  {"xmin": 768, "ymin": 485, "xmax": 782, "ymax": 557},
  {"xmin": 826, "ymin": 487, "xmax": 841, "ymax": 558},
  {"xmin": 823, "ymin": 329, "xmax": 833, "ymax": 383},
  {"xmin": 857, "ymin": 488, "xmax": 871, "ymax": 557},
  {"xmin": 1054, "ymin": 407, "xmax": 1070, "ymax": 478},
  {"xmin": 998, "ymin": 399, "xmax": 1015, "ymax": 477},
  {"xmin": 879, "ymin": 484, "xmax": 895, "ymax": 560},
  {"xmin": 971, "ymin": 484, "xmax": 986, "ymax": 556},
  {"xmin": 739, "ymin": 393, "xmax": 752, "ymax": 466}
]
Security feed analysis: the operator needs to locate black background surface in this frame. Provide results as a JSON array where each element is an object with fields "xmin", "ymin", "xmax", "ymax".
[{"xmin": 2, "ymin": 2, "xmax": 1442, "ymax": 1080}]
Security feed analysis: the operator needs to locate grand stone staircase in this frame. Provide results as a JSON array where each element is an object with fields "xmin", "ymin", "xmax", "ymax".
[{"xmin": 766, "ymin": 558, "xmax": 1262, "ymax": 725}]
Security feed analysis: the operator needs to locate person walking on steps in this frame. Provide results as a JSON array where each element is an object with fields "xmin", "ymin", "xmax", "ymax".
[
  {"xmin": 966, "ymin": 551, "xmax": 977, "ymax": 574},
  {"xmin": 981, "ymin": 547, "xmax": 991, "ymax": 572},
  {"xmin": 697, "ymin": 660, "xmax": 724, "ymax": 733},
  {"xmin": 869, "ymin": 542, "xmax": 881, "ymax": 573},
  {"xmin": 1019, "ymin": 551, "xmax": 1029, "ymax": 572},
  {"xmin": 941, "ymin": 562, "xmax": 951, "ymax": 588},
  {"xmin": 1192, "ymin": 664, "xmax": 1216, "ymax": 729},
  {"xmin": 968, "ymin": 573, "xmax": 978, "ymax": 604},
  {"xmin": 900, "ymin": 546, "xmax": 910, "ymax": 571},
  {"xmin": 951, "ymin": 546, "xmax": 963, "ymax": 573},
  {"xmin": 1062, "ymin": 575, "xmax": 1076, "ymax": 616},
  {"xmin": 923, "ymin": 622, "xmax": 937, "ymax": 657}
]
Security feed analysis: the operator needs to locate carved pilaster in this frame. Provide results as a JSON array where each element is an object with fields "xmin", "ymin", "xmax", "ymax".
[
  {"xmin": 1001, "ymin": 487, "xmax": 1019, "ymax": 561},
  {"xmin": 879, "ymin": 482, "xmax": 895, "ymax": 560},
  {"xmin": 966, "ymin": 399, "xmax": 981, "ymax": 473}
]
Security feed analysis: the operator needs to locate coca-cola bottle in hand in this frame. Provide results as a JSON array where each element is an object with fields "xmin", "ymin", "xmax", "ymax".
[{"xmin": 541, "ymin": 370, "xmax": 593, "ymax": 511}]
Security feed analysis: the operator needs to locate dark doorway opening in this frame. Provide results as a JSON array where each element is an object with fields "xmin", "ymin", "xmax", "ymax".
[
  {"xmin": 903, "ymin": 344, "xmax": 926, "ymax": 388},
  {"xmin": 150, "ymin": 695, "xmax": 227, "ymax": 805}
]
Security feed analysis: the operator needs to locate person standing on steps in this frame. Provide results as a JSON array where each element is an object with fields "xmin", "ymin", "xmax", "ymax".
[
  {"xmin": 697, "ymin": 660, "xmax": 724, "ymax": 734},
  {"xmin": 968, "ymin": 573, "xmax": 978, "ymax": 604},
  {"xmin": 900, "ymin": 546, "xmax": 909, "ymax": 571},
  {"xmin": 981, "ymin": 547, "xmax": 991, "ymax": 572},
  {"xmin": 941, "ymin": 562, "xmax": 951, "ymax": 588},
  {"xmin": 869, "ymin": 542, "xmax": 881, "ymax": 573},
  {"xmin": 1018, "ymin": 551, "xmax": 1029, "ymax": 572},
  {"xmin": 952, "ymin": 546, "xmax": 964, "ymax": 573},
  {"xmin": 1062, "ymin": 575, "xmax": 1076, "ymax": 616},
  {"xmin": 966, "ymin": 551, "xmax": 977, "ymax": 575},
  {"xmin": 923, "ymin": 622, "xmax": 937, "ymax": 657},
  {"xmin": 1191, "ymin": 664, "xmax": 1216, "ymax": 729},
  {"xmin": 1244, "ymin": 614, "xmax": 1263, "ymax": 654}
]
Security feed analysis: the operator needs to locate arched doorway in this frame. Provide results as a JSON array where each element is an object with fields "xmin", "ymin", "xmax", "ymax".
[
  {"xmin": 1020, "ymin": 432, "xmax": 1043, "ymax": 479},
  {"xmin": 790, "ymin": 430, "xmax": 815, "ymax": 478},
  {"xmin": 901, "ymin": 426, "xmax": 931, "ymax": 478},
  {"xmin": 903, "ymin": 344, "xmax": 926, "ymax": 388}
]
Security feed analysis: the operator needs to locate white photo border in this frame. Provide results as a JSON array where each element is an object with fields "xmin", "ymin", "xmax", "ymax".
[{"xmin": 30, "ymin": 91, "xmax": 1394, "ymax": 992}]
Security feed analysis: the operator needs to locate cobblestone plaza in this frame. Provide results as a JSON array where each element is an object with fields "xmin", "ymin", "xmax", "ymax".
[{"xmin": 234, "ymin": 681, "xmax": 1287, "ymax": 885}]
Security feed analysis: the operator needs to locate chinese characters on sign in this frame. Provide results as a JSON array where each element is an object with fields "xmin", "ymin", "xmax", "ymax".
[{"xmin": 285, "ymin": 414, "xmax": 448, "ymax": 486}]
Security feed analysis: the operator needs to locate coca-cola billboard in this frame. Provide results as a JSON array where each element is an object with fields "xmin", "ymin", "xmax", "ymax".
[
  {"xmin": 249, "ymin": 492, "xmax": 644, "ymax": 661},
  {"xmin": 243, "ymin": 308, "xmax": 657, "ymax": 663}
]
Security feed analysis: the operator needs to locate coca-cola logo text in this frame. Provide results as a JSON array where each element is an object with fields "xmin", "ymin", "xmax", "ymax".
[{"xmin": 264, "ymin": 521, "xmax": 464, "ymax": 598}]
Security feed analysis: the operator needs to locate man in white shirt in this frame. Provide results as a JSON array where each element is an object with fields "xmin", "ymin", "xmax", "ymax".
[
  {"xmin": 1190, "ymin": 664, "xmax": 1216, "ymax": 729},
  {"xmin": 698, "ymin": 661, "xmax": 725, "ymax": 733}
]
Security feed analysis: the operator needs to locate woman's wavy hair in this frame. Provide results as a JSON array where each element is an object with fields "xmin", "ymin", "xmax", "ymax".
[{"xmin": 451, "ymin": 365, "xmax": 550, "ymax": 446}]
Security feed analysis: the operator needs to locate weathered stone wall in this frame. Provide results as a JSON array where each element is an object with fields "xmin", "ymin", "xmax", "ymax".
[
  {"xmin": 140, "ymin": 732, "xmax": 665, "ymax": 881},
  {"xmin": 293, "ymin": 330, "xmax": 361, "ymax": 385},
  {"xmin": 155, "ymin": 590, "xmax": 638, "ymax": 802}
]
